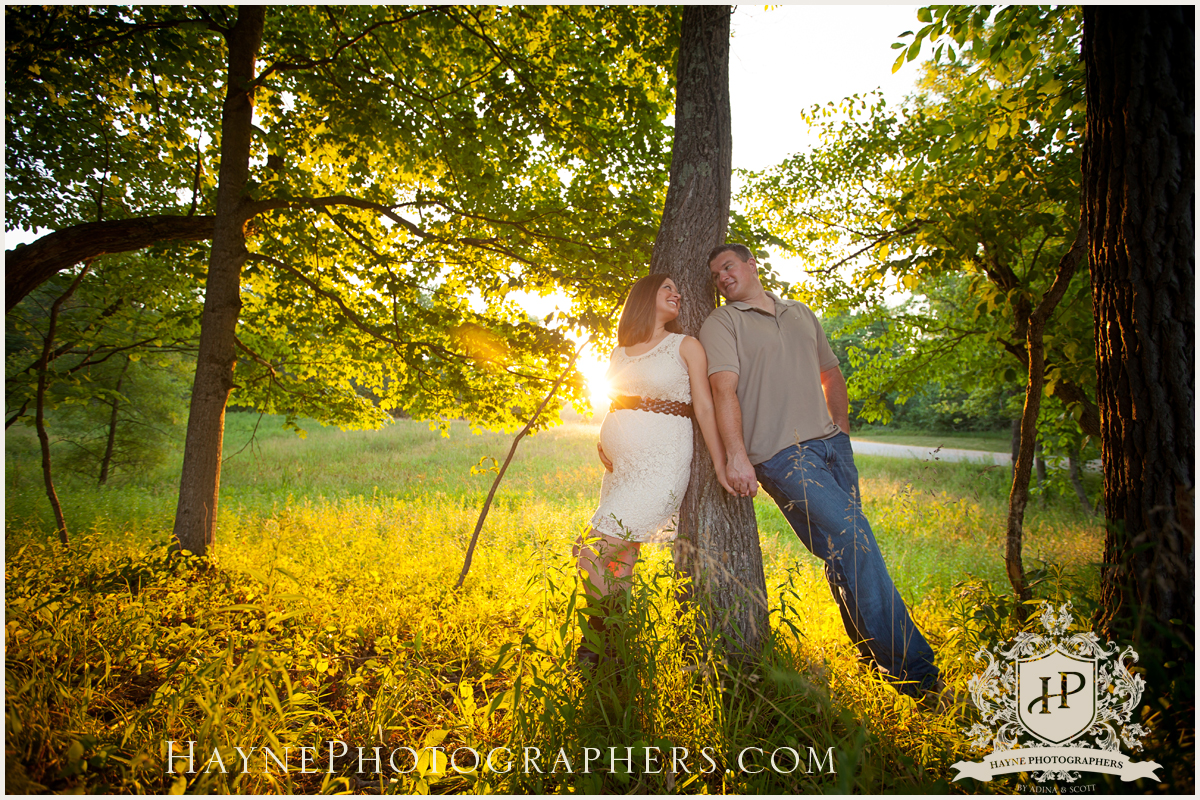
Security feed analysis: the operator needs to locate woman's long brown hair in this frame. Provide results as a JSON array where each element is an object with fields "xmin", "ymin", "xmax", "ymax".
[{"xmin": 616, "ymin": 273, "xmax": 682, "ymax": 347}]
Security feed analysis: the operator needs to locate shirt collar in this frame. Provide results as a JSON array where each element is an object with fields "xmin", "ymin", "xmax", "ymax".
[{"xmin": 725, "ymin": 291, "xmax": 793, "ymax": 315}]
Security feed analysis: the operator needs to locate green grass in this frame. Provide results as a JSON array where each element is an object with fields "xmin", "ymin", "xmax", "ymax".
[
  {"xmin": 6, "ymin": 413, "xmax": 1162, "ymax": 794},
  {"xmin": 850, "ymin": 426, "xmax": 1013, "ymax": 454}
]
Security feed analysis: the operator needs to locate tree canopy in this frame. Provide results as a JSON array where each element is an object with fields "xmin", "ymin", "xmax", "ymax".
[
  {"xmin": 6, "ymin": 5, "xmax": 684, "ymax": 432},
  {"xmin": 6, "ymin": 4, "xmax": 691, "ymax": 554},
  {"xmin": 739, "ymin": 6, "xmax": 1094, "ymax": 434},
  {"xmin": 737, "ymin": 5, "xmax": 1096, "ymax": 608}
]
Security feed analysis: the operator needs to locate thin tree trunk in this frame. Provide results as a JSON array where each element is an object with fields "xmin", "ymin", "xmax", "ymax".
[
  {"xmin": 98, "ymin": 355, "xmax": 132, "ymax": 485},
  {"xmin": 172, "ymin": 6, "xmax": 265, "ymax": 556},
  {"xmin": 651, "ymin": 6, "xmax": 767, "ymax": 656},
  {"xmin": 1067, "ymin": 449, "xmax": 1092, "ymax": 516},
  {"xmin": 454, "ymin": 338, "xmax": 589, "ymax": 591},
  {"xmin": 34, "ymin": 264, "xmax": 93, "ymax": 545},
  {"xmin": 1085, "ymin": 7, "xmax": 1194, "ymax": 661},
  {"xmin": 1035, "ymin": 441, "xmax": 1048, "ymax": 506},
  {"xmin": 1010, "ymin": 417, "xmax": 1021, "ymax": 476},
  {"xmin": 1005, "ymin": 221, "xmax": 1087, "ymax": 618},
  {"xmin": 35, "ymin": 362, "xmax": 68, "ymax": 545}
]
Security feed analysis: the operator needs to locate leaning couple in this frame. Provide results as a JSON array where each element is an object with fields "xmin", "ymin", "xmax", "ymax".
[{"xmin": 575, "ymin": 243, "xmax": 945, "ymax": 703}]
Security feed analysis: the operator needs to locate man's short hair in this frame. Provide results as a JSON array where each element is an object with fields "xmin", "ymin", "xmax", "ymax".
[{"xmin": 707, "ymin": 242, "xmax": 753, "ymax": 264}]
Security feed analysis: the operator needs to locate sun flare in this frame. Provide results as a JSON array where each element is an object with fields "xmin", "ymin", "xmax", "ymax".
[{"xmin": 577, "ymin": 350, "xmax": 612, "ymax": 410}]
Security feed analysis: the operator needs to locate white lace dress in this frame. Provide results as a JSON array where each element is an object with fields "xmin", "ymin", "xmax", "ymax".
[{"xmin": 589, "ymin": 333, "xmax": 693, "ymax": 544}]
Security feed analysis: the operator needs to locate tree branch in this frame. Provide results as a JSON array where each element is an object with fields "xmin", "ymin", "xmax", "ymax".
[
  {"xmin": 999, "ymin": 337, "xmax": 1030, "ymax": 368},
  {"xmin": 251, "ymin": 9, "xmax": 436, "ymax": 88},
  {"xmin": 188, "ymin": 140, "xmax": 204, "ymax": 217},
  {"xmin": 244, "ymin": 252, "xmax": 546, "ymax": 381},
  {"xmin": 5, "ymin": 401, "xmax": 30, "ymax": 430},
  {"xmin": 6, "ymin": 215, "xmax": 214, "ymax": 311},
  {"xmin": 454, "ymin": 336, "xmax": 590, "ymax": 591},
  {"xmin": 11, "ymin": 299, "xmax": 126, "ymax": 378},
  {"xmin": 1030, "ymin": 219, "xmax": 1087, "ymax": 328},
  {"xmin": 422, "ymin": 198, "xmax": 621, "ymax": 253},
  {"xmin": 808, "ymin": 221, "xmax": 922, "ymax": 276},
  {"xmin": 1050, "ymin": 378, "xmax": 1101, "ymax": 438},
  {"xmin": 242, "ymin": 195, "xmax": 433, "ymax": 240}
]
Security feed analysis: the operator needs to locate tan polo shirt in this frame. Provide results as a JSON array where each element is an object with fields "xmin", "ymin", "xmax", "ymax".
[{"xmin": 698, "ymin": 292, "xmax": 841, "ymax": 465}]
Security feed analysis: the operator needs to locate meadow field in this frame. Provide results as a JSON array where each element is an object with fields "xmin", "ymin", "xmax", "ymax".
[{"xmin": 5, "ymin": 412, "xmax": 1121, "ymax": 793}]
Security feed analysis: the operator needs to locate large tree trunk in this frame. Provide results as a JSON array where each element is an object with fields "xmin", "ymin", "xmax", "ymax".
[
  {"xmin": 172, "ymin": 6, "xmax": 265, "ymax": 556},
  {"xmin": 652, "ymin": 6, "xmax": 767, "ymax": 656},
  {"xmin": 1084, "ymin": 7, "xmax": 1194, "ymax": 662}
]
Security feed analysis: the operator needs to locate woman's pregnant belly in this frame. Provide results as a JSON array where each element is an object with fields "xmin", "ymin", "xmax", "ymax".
[{"xmin": 599, "ymin": 409, "xmax": 693, "ymax": 472}]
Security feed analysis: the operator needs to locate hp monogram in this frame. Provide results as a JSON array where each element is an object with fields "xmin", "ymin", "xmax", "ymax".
[
  {"xmin": 1028, "ymin": 671, "xmax": 1089, "ymax": 715},
  {"xmin": 1016, "ymin": 651, "xmax": 1097, "ymax": 745}
]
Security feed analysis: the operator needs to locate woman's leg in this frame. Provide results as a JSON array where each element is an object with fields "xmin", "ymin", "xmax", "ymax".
[
  {"xmin": 573, "ymin": 529, "xmax": 640, "ymax": 667},
  {"xmin": 574, "ymin": 528, "xmax": 641, "ymax": 598}
]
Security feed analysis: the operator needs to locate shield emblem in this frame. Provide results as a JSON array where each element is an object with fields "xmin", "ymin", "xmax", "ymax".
[{"xmin": 1016, "ymin": 648, "xmax": 1097, "ymax": 745}]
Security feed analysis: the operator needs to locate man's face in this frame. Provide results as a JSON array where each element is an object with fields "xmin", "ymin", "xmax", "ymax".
[{"xmin": 709, "ymin": 250, "xmax": 758, "ymax": 302}]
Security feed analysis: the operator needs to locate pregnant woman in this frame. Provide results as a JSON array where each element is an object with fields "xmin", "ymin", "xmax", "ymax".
[{"xmin": 576, "ymin": 273, "xmax": 731, "ymax": 668}]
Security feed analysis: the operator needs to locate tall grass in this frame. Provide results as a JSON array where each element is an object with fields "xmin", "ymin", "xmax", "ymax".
[{"xmin": 5, "ymin": 413, "xmax": 1140, "ymax": 794}]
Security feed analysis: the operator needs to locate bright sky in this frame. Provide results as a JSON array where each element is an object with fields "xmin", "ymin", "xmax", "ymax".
[{"xmin": 568, "ymin": 4, "xmax": 925, "ymax": 406}]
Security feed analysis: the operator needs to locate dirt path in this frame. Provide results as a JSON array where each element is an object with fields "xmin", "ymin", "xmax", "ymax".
[{"xmin": 850, "ymin": 438, "xmax": 1011, "ymax": 465}]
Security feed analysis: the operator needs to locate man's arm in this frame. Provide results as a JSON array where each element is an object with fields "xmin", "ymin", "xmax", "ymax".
[
  {"xmin": 820, "ymin": 366, "xmax": 850, "ymax": 434},
  {"xmin": 709, "ymin": 370, "xmax": 757, "ymax": 497}
]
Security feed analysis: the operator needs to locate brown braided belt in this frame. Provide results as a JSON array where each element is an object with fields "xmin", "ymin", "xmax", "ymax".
[{"xmin": 610, "ymin": 394, "xmax": 693, "ymax": 419}]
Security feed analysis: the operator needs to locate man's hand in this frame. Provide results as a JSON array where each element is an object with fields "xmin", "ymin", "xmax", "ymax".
[
  {"xmin": 597, "ymin": 442, "xmax": 613, "ymax": 472},
  {"xmin": 725, "ymin": 451, "xmax": 758, "ymax": 498},
  {"xmin": 714, "ymin": 464, "xmax": 737, "ymax": 496},
  {"xmin": 709, "ymin": 370, "xmax": 757, "ymax": 497}
]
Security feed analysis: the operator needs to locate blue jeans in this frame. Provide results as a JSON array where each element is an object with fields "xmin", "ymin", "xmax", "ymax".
[{"xmin": 755, "ymin": 433, "xmax": 939, "ymax": 696}]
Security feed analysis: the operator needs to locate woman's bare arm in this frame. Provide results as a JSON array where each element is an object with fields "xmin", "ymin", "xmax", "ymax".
[{"xmin": 680, "ymin": 336, "xmax": 735, "ymax": 494}]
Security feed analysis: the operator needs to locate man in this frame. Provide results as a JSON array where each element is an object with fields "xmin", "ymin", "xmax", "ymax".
[{"xmin": 698, "ymin": 243, "xmax": 943, "ymax": 701}]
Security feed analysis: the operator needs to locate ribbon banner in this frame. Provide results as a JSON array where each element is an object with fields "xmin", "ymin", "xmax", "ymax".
[{"xmin": 952, "ymin": 747, "xmax": 1162, "ymax": 783}]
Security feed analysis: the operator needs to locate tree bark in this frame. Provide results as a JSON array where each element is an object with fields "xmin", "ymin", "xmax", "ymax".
[
  {"xmin": 652, "ymin": 6, "xmax": 767, "ymax": 656},
  {"xmin": 1005, "ymin": 221, "xmax": 1087, "ymax": 618},
  {"xmin": 5, "ymin": 215, "xmax": 215, "ymax": 312},
  {"xmin": 172, "ymin": 6, "xmax": 265, "ymax": 556},
  {"xmin": 1085, "ymin": 7, "xmax": 1194, "ymax": 661},
  {"xmin": 98, "ymin": 355, "xmax": 132, "ymax": 485}
]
